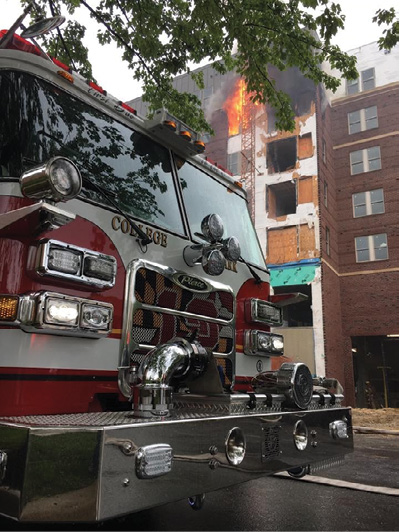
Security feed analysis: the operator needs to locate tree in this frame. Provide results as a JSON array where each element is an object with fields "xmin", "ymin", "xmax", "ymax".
[{"xmin": 17, "ymin": 1, "xmax": 399, "ymax": 133}]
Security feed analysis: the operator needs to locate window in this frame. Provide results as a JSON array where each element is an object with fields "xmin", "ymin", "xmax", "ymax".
[
  {"xmin": 323, "ymin": 181, "xmax": 328, "ymax": 208},
  {"xmin": 0, "ymin": 71, "xmax": 185, "ymax": 234},
  {"xmin": 266, "ymin": 137, "xmax": 297, "ymax": 173},
  {"xmin": 355, "ymin": 233, "xmax": 388, "ymax": 262},
  {"xmin": 348, "ymin": 106, "xmax": 378, "ymax": 134},
  {"xmin": 347, "ymin": 77, "xmax": 359, "ymax": 95},
  {"xmin": 353, "ymin": 189, "xmax": 385, "ymax": 217},
  {"xmin": 267, "ymin": 181, "xmax": 297, "ymax": 218},
  {"xmin": 325, "ymin": 226, "xmax": 330, "ymax": 256},
  {"xmin": 350, "ymin": 146, "xmax": 381, "ymax": 175},
  {"xmin": 346, "ymin": 68, "xmax": 376, "ymax": 95},
  {"xmin": 322, "ymin": 138, "xmax": 326, "ymax": 164},
  {"xmin": 361, "ymin": 68, "xmax": 375, "ymax": 91},
  {"xmin": 227, "ymin": 152, "xmax": 240, "ymax": 175}
]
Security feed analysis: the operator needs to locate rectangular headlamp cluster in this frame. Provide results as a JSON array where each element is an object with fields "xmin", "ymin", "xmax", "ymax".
[
  {"xmin": 17, "ymin": 292, "xmax": 113, "ymax": 338},
  {"xmin": 246, "ymin": 299, "xmax": 283, "ymax": 326},
  {"xmin": 244, "ymin": 330, "xmax": 284, "ymax": 357},
  {"xmin": 30, "ymin": 239, "xmax": 117, "ymax": 289}
]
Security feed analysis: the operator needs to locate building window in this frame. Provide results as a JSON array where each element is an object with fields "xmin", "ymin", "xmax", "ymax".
[
  {"xmin": 353, "ymin": 189, "xmax": 385, "ymax": 217},
  {"xmin": 323, "ymin": 180, "xmax": 328, "ymax": 208},
  {"xmin": 267, "ymin": 181, "xmax": 297, "ymax": 218},
  {"xmin": 266, "ymin": 137, "xmax": 297, "ymax": 173},
  {"xmin": 346, "ymin": 68, "xmax": 376, "ymax": 95},
  {"xmin": 355, "ymin": 233, "xmax": 388, "ymax": 262},
  {"xmin": 350, "ymin": 146, "xmax": 381, "ymax": 175},
  {"xmin": 348, "ymin": 106, "xmax": 378, "ymax": 134},
  {"xmin": 361, "ymin": 68, "xmax": 375, "ymax": 91},
  {"xmin": 347, "ymin": 77, "xmax": 359, "ymax": 95},
  {"xmin": 325, "ymin": 226, "xmax": 330, "ymax": 256},
  {"xmin": 322, "ymin": 138, "xmax": 326, "ymax": 164},
  {"xmin": 227, "ymin": 152, "xmax": 240, "ymax": 176}
]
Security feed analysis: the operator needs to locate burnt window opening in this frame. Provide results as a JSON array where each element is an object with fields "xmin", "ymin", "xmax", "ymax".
[
  {"xmin": 273, "ymin": 284, "xmax": 312, "ymax": 327},
  {"xmin": 267, "ymin": 181, "xmax": 297, "ymax": 218},
  {"xmin": 266, "ymin": 137, "xmax": 297, "ymax": 174}
]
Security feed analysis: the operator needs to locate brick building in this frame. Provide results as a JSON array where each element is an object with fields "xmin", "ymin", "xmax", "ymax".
[{"xmin": 129, "ymin": 42, "xmax": 399, "ymax": 406}]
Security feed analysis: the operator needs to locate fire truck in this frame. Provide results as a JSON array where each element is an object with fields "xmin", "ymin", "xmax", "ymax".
[{"xmin": 0, "ymin": 15, "xmax": 353, "ymax": 524}]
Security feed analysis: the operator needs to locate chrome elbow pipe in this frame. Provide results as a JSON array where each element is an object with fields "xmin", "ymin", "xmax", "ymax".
[{"xmin": 133, "ymin": 337, "xmax": 209, "ymax": 417}]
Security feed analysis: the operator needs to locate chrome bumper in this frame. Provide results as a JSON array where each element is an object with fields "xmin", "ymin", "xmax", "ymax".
[{"xmin": 0, "ymin": 407, "xmax": 353, "ymax": 522}]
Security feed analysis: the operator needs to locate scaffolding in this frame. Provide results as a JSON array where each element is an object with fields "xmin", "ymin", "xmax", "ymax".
[{"xmin": 240, "ymin": 90, "xmax": 257, "ymax": 222}]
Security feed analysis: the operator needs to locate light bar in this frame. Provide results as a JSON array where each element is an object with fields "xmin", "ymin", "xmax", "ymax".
[{"xmin": 30, "ymin": 239, "xmax": 117, "ymax": 289}]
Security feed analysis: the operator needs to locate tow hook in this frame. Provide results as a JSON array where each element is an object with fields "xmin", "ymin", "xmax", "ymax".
[{"xmin": 188, "ymin": 493, "xmax": 205, "ymax": 510}]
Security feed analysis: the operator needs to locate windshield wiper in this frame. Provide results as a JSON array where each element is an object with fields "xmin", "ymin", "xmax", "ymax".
[
  {"xmin": 82, "ymin": 176, "xmax": 152, "ymax": 246},
  {"xmin": 238, "ymin": 257, "xmax": 263, "ymax": 284}
]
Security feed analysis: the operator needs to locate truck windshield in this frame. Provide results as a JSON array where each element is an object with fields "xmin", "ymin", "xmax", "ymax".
[
  {"xmin": 0, "ymin": 70, "xmax": 184, "ymax": 234},
  {"xmin": 177, "ymin": 161, "xmax": 266, "ymax": 269}
]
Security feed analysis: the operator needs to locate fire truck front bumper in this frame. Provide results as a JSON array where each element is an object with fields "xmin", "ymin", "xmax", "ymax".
[{"xmin": 0, "ymin": 405, "xmax": 353, "ymax": 522}]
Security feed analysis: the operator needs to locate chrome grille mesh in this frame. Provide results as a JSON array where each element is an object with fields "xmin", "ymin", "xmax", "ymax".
[{"xmin": 130, "ymin": 265, "xmax": 235, "ymax": 387}]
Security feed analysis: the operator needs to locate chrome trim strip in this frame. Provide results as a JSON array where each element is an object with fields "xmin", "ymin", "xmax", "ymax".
[{"xmin": 140, "ymin": 302, "xmax": 233, "ymax": 325}]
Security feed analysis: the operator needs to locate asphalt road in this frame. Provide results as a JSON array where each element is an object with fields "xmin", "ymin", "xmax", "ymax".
[{"xmin": 1, "ymin": 433, "xmax": 398, "ymax": 531}]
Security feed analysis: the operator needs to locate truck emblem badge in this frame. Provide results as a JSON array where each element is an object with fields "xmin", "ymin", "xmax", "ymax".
[{"xmin": 173, "ymin": 274, "xmax": 211, "ymax": 293}]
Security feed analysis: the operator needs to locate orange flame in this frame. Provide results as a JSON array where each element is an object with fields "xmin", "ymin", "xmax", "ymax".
[{"xmin": 223, "ymin": 78, "xmax": 246, "ymax": 136}]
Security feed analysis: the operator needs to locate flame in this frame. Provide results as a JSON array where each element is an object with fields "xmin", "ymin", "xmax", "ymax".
[{"xmin": 223, "ymin": 78, "xmax": 246, "ymax": 136}]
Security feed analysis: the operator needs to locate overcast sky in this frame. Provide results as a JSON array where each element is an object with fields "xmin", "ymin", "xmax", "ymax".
[{"xmin": 2, "ymin": 0, "xmax": 398, "ymax": 102}]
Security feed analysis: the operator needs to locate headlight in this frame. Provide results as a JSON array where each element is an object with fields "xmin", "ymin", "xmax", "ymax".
[
  {"xmin": 81, "ymin": 304, "xmax": 113, "ymax": 330},
  {"xmin": 19, "ymin": 292, "xmax": 113, "ymax": 337},
  {"xmin": 20, "ymin": 156, "xmax": 82, "ymax": 202},
  {"xmin": 45, "ymin": 297, "xmax": 79, "ymax": 326},
  {"xmin": 246, "ymin": 299, "xmax": 283, "ymax": 326},
  {"xmin": 244, "ymin": 330, "xmax": 284, "ymax": 357}
]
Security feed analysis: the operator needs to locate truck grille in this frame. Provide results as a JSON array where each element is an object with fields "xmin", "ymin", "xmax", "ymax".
[{"xmin": 128, "ymin": 263, "xmax": 235, "ymax": 387}]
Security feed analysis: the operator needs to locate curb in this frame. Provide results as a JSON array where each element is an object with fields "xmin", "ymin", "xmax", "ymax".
[
  {"xmin": 275, "ymin": 472, "xmax": 399, "ymax": 496},
  {"xmin": 353, "ymin": 426, "xmax": 399, "ymax": 435}
]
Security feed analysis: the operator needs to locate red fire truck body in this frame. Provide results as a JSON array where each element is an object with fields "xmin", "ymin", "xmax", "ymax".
[{"xmin": 0, "ymin": 30, "xmax": 353, "ymax": 523}]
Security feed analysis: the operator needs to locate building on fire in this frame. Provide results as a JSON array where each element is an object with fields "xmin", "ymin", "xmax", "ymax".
[{"xmin": 129, "ymin": 41, "xmax": 399, "ymax": 408}]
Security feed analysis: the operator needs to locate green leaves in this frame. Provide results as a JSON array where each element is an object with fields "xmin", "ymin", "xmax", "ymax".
[{"xmin": 18, "ymin": 0, "xmax": 399, "ymax": 133}]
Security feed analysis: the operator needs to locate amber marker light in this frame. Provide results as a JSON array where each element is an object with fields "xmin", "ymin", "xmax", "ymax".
[
  {"xmin": 194, "ymin": 140, "xmax": 206, "ymax": 153},
  {"xmin": 0, "ymin": 295, "xmax": 19, "ymax": 321},
  {"xmin": 163, "ymin": 120, "xmax": 177, "ymax": 131},
  {"xmin": 179, "ymin": 130, "xmax": 192, "ymax": 141},
  {"xmin": 57, "ymin": 70, "xmax": 74, "ymax": 83}
]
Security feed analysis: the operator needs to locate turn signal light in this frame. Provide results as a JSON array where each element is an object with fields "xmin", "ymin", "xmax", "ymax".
[{"xmin": 0, "ymin": 295, "xmax": 19, "ymax": 321}]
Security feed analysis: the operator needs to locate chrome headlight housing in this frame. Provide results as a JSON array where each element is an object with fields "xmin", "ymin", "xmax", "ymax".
[
  {"xmin": 29, "ymin": 239, "xmax": 117, "ymax": 289},
  {"xmin": 19, "ymin": 292, "xmax": 113, "ymax": 338},
  {"xmin": 20, "ymin": 156, "xmax": 82, "ymax": 202},
  {"xmin": 244, "ymin": 330, "xmax": 284, "ymax": 357}
]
